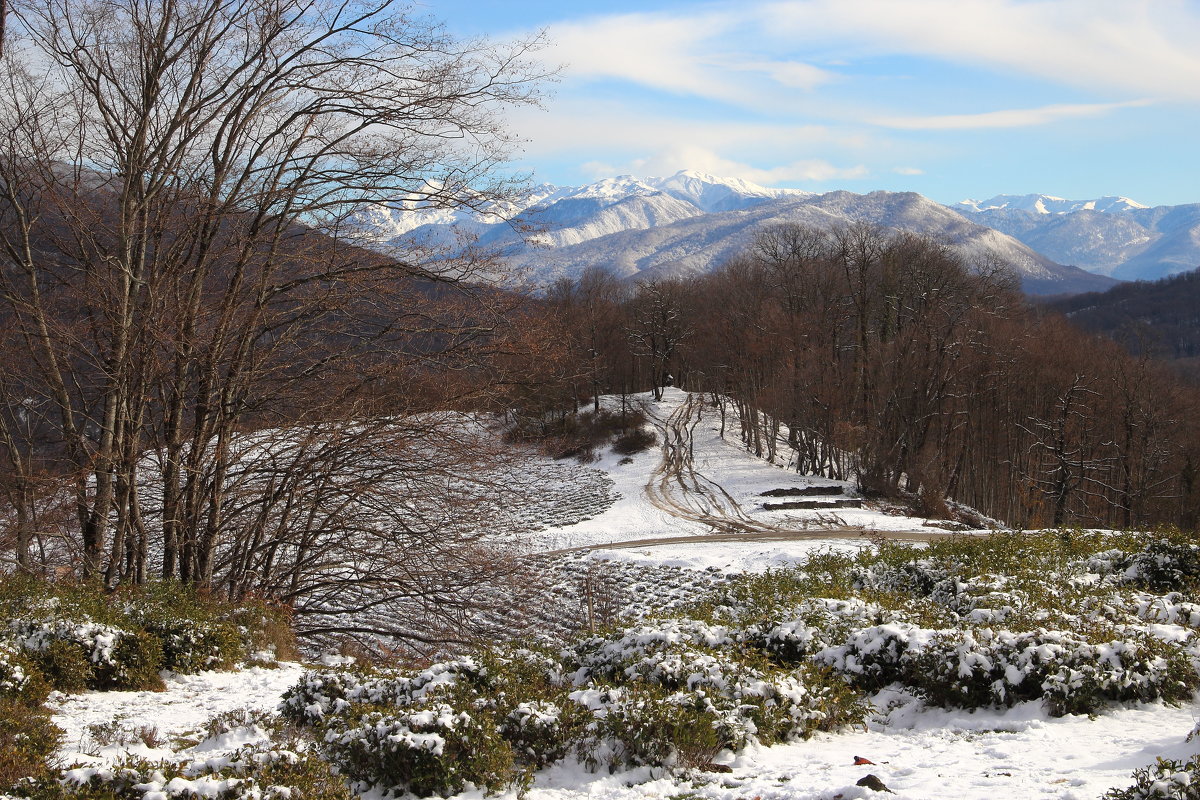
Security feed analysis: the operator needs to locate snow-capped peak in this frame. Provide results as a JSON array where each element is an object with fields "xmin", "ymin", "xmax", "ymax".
[
  {"xmin": 647, "ymin": 170, "xmax": 810, "ymax": 213},
  {"xmin": 956, "ymin": 193, "xmax": 1147, "ymax": 215}
]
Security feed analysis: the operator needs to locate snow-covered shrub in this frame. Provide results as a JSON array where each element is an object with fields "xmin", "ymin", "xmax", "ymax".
[
  {"xmin": 1116, "ymin": 541, "xmax": 1200, "ymax": 592},
  {"xmin": 10, "ymin": 744, "xmax": 350, "ymax": 800},
  {"xmin": 284, "ymin": 648, "xmax": 581, "ymax": 794},
  {"xmin": 279, "ymin": 667, "xmax": 405, "ymax": 725},
  {"xmin": 135, "ymin": 617, "xmax": 242, "ymax": 674},
  {"xmin": 0, "ymin": 642, "xmax": 48, "ymax": 706},
  {"xmin": 566, "ymin": 619, "xmax": 738, "ymax": 684},
  {"xmin": 814, "ymin": 622, "xmax": 935, "ymax": 691},
  {"xmin": 1, "ymin": 578, "xmax": 288, "ymax": 689},
  {"xmin": 121, "ymin": 581, "xmax": 293, "ymax": 671},
  {"xmin": 1130, "ymin": 592, "xmax": 1200, "ymax": 628},
  {"xmin": 700, "ymin": 558, "xmax": 861, "ymax": 626},
  {"xmin": 320, "ymin": 702, "xmax": 518, "ymax": 797},
  {"xmin": 747, "ymin": 598, "xmax": 874, "ymax": 664},
  {"xmin": 1104, "ymin": 755, "xmax": 1200, "ymax": 800},
  {"xmin": 0, "ymin": 698, "xmax": 61, "ymax": 787},
  {"xmin": 1039, "ymin": 631, "xmax": 1198, "ymax": 716},
  {"xmin": 567, "ymin": 619, "xmax": 868, "ymax": 770},
  {"xmin": 905, "ymin": 626, "xmax": 1199, "ymax": 716},
  {"xmin": 281, "ymin": 651, "xmax": 559, "ymax": 725},
  {"xmin": 0, "ymin": 648, "xmax": 57, "ymax": 787},
  {"xmin": 9, "ymin": 618, "xmax": 162, "ymax": 692},
  {"xmin": 576, "ymin": 683, "xmax": 729, "ymax": 770},
  {"xmin": 572, "ymin": 659, "xmax": 864, "ymax": 772},
  {"xmin": 854, "ymin": 558, "xmax": 955, "ymax": 598},
  {"xmin": 500, "ymin": 700, "xmax": 576, "ymax": 768}
]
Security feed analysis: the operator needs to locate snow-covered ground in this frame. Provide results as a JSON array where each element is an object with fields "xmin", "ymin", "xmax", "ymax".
[
  {"xmin": 526, "ymin": 697, "xmax": 1199, "ymax": 800},
  {"xmin": 43, "ymin": 663, "xmax": 1200, "ymax": 800},
  {"xmin": 47, "ymin": 665, "xmax": 306, "ymax": 768},
  {"xmin": 34, "ymin": 390, "xmax": 1200, "ymax": 800},
  {"xmin": 536, "ymin": 388, "xmax": 973, "ymax": 554}
]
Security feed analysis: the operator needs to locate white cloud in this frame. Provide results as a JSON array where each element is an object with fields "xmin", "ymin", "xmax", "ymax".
[
  {"xmin": 732, "ymin": 60, "xmax": 833, "ymax": 91},
  {"xmin": 874, "ymin": 99, "xmax": 1154, "ymax": 130},
  {"xmin": 507, "ymin": 100, "xmax": 872, "ymax": 155},
  {"xmin": 582, "ymin": 144, "xmax": 868, "ymax": 185},
  {"xmin": 893, "ymin": 166, "xmax": 924, "ymax": 176},
  {"xmin": 757, "ymin": 0, "xmax": 1200, "ymax": 102},
  {"xmin": 545, "ymin": 11, "xmax": 834, "ymax": 109}
]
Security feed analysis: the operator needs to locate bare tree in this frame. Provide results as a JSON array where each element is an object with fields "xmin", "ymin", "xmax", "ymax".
[
  {"xmin": 626, "ymin": 277, "xmax": 692, "ymax": 401},
  {"xmin": 0, "ymin": 0, "xmax": 547, "ymax": 592}
]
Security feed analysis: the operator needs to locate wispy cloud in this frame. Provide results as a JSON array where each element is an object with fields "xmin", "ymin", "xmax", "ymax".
[
  {"xmin": 874, "ymin": 99, "xmax": 1155, "ymax": 130},
  {"xmin": 545, "ymin": 11, "xmax": 834, "ymax": 110},
  {"xmin": 507, "ymin": 100, "xmax": 872, "ymax": 155},
  {"xmin": 758, "ymin": 0, "xmax": 1200, "ymax": 102},
  {"xmin": 582, "ymin": 145, "xmax": 868, "ymax": 184}
]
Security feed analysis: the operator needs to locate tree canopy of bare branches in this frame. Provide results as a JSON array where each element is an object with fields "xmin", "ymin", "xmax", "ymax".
[{"xmin": 0, "ymin": 0, "xmax": 549, "ymax": 620}]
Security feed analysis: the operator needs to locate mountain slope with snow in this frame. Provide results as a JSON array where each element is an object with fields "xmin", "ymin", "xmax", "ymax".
[
  {"xmin": 361, "ymin": 170, "xmax": 807, "ymax": 245},
  {"xmin": 357, "ymin": 173, "xmax": 1128, "ymax": 294},
  {"xmin": 954, "ymin": 195, "xmax": 1200, "ymax": 280},
  {"xmin": 506, "ymin": 189, "xmax": 1115, "ymax": 294},
  {"xmin": 957, "ymin": 194, "xmax": 1147, "ymax": 215}
]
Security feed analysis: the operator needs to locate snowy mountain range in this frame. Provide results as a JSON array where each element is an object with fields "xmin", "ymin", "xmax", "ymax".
[
  {"xmin": 357, "ymin": 172, "xmax": 1198, "ymax": 294},
  {"xmin": 955, "ymin": 194, "xmax": 1147, "ymax": 215},
  {"xmin": 954, "ymin": 195, "xmax": 1200, "ymax": 281}
]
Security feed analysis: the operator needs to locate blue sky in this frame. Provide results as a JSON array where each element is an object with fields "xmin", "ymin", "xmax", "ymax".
[{"xmin": 420, "ymin": 0, "xmax": 1200, "ymax": 206}]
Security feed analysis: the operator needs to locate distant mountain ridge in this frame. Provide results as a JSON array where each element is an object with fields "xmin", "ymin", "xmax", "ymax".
[
  {"xmin": 356, "ymin": 172, "xmax": 1121, "ymax": 295},
  {"xmin": 956, "ymin": 194, "xmax": 1147, "ymax": 215},
  {"xmin": 505, "ymin": 189, "xmax": 1115, "ymax": 295},
  {"xmin": 953, "ymin": 194, "xmax": 1200, "ymax": 281}
]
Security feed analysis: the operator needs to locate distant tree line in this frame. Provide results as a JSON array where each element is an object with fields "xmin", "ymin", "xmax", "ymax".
[
  {"xmin": 541, "ymin": 224, "xmax": 1200, "ymax": 531},
  {"xmin": 1043, "ymin": 267, "xmax": 1200, "ymax": 382}
]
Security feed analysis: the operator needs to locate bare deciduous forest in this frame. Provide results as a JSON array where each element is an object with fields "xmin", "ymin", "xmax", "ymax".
[
  {"xmin": 541, "ymin": 226, "xmax": 1200, "ymax": 533},
  {"xmin": 0, "ymin": 0, "xmax": 1197, "ymax": 631}
]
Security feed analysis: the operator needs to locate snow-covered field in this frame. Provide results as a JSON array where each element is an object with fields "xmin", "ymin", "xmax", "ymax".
[
  {"xmin": 537, "ymin": 388, "xmax": 969, "ymax": 553},
  {"xmin": 33, "ymin": 390, "xmax": 1200, "ymax": 800}
]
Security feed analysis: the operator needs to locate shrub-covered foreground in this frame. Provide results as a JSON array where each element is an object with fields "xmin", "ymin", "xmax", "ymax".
[
  {"xmin": 271, "ymin": 530, "xmax": 1200, "ymax": 797},
  {"xmin": 7, "ymin": 531, "xmax": 1200, "ymax": 799},
  {"xmin": 0, "ymin": 577, "xmax": 297, "ymax": 794},
  {"xmin": 8, "ymin": 740, "xmax": 352, "ymax": 800},
  {"xmin": 0, "ymin": 577, "xmax": 295, "ymax": 695},
  {"xmin": 279, "ymin": 636, "xmax": 867, "ymax": 797}
]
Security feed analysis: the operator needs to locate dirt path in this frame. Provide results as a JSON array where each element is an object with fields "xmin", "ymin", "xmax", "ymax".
[
  {"xmin": 542, "ymin": 527, "xmax": 955, "ymax": 556},
  {"xmin": 643, "ymin": 393, "xmax": 765, "ymax": 533},
  {"xmin": 640, "ymin": 393, "xmax": 919, "ymax": 539}
]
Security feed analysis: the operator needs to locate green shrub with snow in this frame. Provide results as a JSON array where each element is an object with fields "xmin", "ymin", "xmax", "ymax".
[
  {"xmin": 0, "ymin": 642, "xmax": 60, "ymax": 787},
  {"xmin": 1105, "ymin": 755, "xmax": 1200, "ymax": 800},
  {"xmin": 282, "ymin": 648, "xmax": 582, "ymax": 795},
  {"xmin": 566, "ymin": 618, "xmax": 868, "ymax": 767},
  {"xmin": 7, "ymin": 744, "xmax": 350, "ymax": 800},
  {"xmin": 9, "ymin": 618, "xmax": 163, "ymax": 693},
  {"xmin": 0, "ymin": 699, "xmax": 61, "ymax": 788},
  {"xmin": 0, "ymin": 642, "xmax": 49, "ymax": 706},
  {"xmin": 1096, "ymin": 540, "xmax": 1200, "ymax": 593},
  {"xmin": 321, "ymin": 702, "xmax": 518, "ymax": 797},
  {"xmin": 283, "ymin": 629, "xmax": 869, "ymax": 792},
  {"xmin": 693, "ymin": 530, "xmax": 1200, "ymax": 717},
  {"xmin": 0, "ymin": 578, "xmax": 295, "ymax": 695},
  {"xmin": 118, "ymin": 583, "xmax": 251, "ymax": 672},
  {"xmin": 908, "ymin": 626, "xmax": 1198, "ymax": 715}
]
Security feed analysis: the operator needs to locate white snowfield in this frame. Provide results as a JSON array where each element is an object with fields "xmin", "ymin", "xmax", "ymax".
[
  {"xmin": 541, "ymin": 388, "xmax": 966, "ymax": 557},
  {"xmin": 41, "ymin": 389, "xmax": 1200, "ymax": 800}
]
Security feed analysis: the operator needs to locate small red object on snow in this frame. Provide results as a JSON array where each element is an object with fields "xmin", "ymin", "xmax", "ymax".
[{"xmin": 853, "ymin": 756, "xmax": 876, "ymax": 765}]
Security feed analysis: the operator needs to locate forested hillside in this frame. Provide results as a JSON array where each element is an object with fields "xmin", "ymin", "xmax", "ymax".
[
  {"xmin": 1043, "ymin": 268, "xmax": 1200, "ymax": 382},
  {"xmin": 537, "ymin": 224, "xmax": 1200, "ymax": 532}
]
